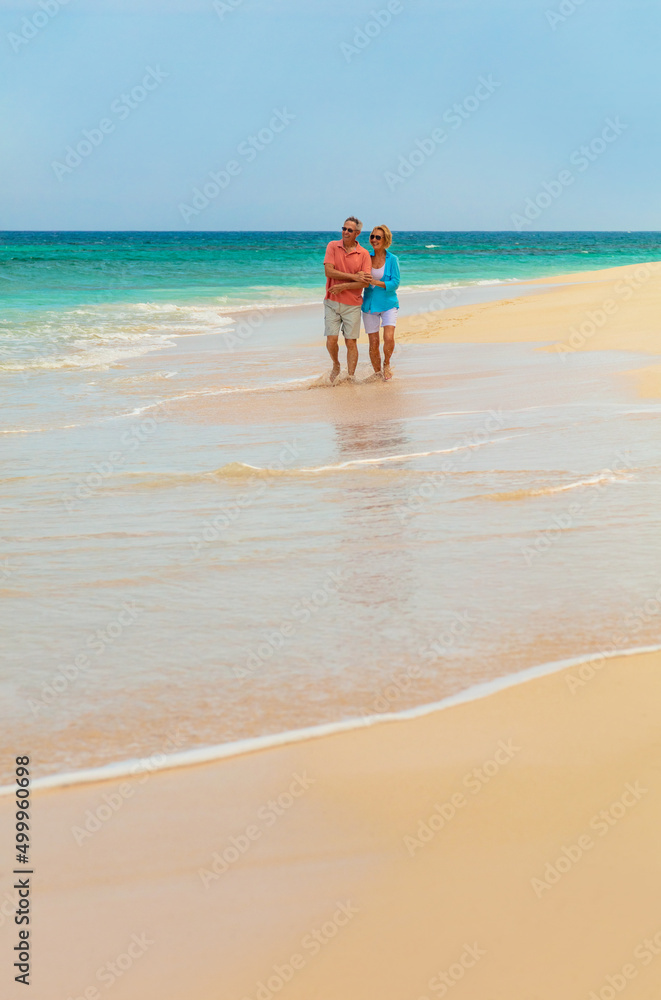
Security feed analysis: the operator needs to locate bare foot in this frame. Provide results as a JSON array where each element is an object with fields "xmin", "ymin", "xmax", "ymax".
[
  {"xmin": 329, "ymin": 365, "xmax": 341, "ymax": 383},
  {"xmin": 363, "ymin": 371, "xmax": 384, "ymax": 383},
  {"xmin": 383, "ymin": 365, "xmax": 392, "ymax": 381}
]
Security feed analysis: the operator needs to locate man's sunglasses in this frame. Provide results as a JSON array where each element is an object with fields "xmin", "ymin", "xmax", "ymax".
[
  {"xmin": 370, "ymin": 234, "xmax": 383, "ymax": 241},
  {"xmin": 341, "ymin": 226, "xmax": 355, "ymax": 233}
]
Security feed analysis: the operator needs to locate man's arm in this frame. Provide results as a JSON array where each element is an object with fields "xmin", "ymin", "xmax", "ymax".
[
  {"xmin": 327, "ymin": 280, "xmax": 365, "ymax": 297},
  {"xmin": 324, "ymin": 263, "xmax": 370, "ymax": 284}
]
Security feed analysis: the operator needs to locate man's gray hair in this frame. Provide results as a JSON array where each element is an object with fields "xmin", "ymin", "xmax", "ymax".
[{"xmin": 344, "ymin": 216, "xmax": 363, "ymax": 231}]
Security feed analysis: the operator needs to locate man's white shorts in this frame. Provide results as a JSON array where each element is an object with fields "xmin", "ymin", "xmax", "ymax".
[
  {"xmin": 363, "ymin": 308, "xmax": 399, "ymax": 334},
  {"xmin": 324, "ymin": 299, "xmax": 362, "ymax": 339}
]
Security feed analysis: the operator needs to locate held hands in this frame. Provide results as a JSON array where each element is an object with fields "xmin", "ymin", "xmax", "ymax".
[{"xmin": 358, "ymin": 273, "xmax": 382, "ymax": 287}]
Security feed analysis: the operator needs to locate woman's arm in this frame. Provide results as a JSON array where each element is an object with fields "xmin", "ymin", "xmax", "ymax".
[{"xmin": 383, "ymin": 255, "xmax": 401, "ymax": 293}]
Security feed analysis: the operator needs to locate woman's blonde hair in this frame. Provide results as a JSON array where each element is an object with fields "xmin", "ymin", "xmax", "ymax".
[{"xmin": 372, "ymin": 224, "xmax": 393, "ymax": 249}]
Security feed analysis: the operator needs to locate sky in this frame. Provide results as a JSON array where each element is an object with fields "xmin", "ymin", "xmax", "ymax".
[{"xmin": 1, "ymin": 0, "xmax": 659, "ymax": 230}]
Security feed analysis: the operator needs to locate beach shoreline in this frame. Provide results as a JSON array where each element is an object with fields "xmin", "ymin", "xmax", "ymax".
[
  {"xmin": 4, "ymin": 642, "xmax": 660, "ymax": 797},
  {"xmin": 161, "ymin": 258, "xmax": 661, "ymax": 370},
  {"xmin": 7, "ymin": 646, "xmax": 661, "ymax": 999}
]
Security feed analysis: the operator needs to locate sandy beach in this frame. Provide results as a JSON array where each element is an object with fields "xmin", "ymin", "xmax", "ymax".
[
  {"xmin": 3, "ymin": 647, "xmax": 659, "ymax": 1000},
  {"xmin": 4, "ymin": 260, "xmax": 661, "ymax": 999},
  {"xmin": 398, "ymin": 260, "xmax": 661, "ymax": 362}
]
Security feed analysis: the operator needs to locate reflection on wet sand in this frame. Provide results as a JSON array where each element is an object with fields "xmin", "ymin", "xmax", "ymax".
[{"xmin": 331, "ymin": 418, "xmax": 422, "ymax": 668}]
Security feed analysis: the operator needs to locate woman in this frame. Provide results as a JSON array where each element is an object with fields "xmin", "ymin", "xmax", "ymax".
[{"xmin": 328, "ymin": 224, "xmax": 401, "ymax": 380}]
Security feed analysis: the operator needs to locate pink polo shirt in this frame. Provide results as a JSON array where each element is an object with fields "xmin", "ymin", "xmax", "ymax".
[{"xmin": 324, "ymin": 240, "xmax": 372, "ymax": 307}]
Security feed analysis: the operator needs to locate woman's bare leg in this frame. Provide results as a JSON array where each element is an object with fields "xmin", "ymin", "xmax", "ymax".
[
  {"xmin": 383, "ymin": 326, "xmax": 395, "ymax": 379},
  {"xmin": 368, "ymin": 332, "xmax": 382, "ymax": 373}
]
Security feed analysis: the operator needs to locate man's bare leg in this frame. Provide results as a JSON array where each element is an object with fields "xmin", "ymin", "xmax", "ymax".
[
  {"xmin": 326, "ymin": 335, "xmax": 341, "ymax": 382},
  {"xmin": 383, "ymin": 326, "xmax": 395, "ymax": 379},
  {"xmin": 345, "ymin": 337, "xmax": 358, "ymax": 377},
  {"xmin": 368, "ymin": 332, "xmax": 382, "ymax": 374}
]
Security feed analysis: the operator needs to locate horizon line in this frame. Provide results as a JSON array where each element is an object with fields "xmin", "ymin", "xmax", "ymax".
[{"xmin": 1, "ymin": 229, "xmax": 659, "ymax": 235}]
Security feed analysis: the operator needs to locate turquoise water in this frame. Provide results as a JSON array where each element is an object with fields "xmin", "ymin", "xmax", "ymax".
[
  {"xmin": 5, "ymin": 232, "xmax": 661, "ymax": 309},
  {"xmin": 3, "ymin": 231, "xmax": 661, "ymax": 371}
]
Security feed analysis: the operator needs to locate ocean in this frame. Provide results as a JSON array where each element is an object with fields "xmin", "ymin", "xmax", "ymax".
[{"xmin": 3, "ymin": 231, "xmax": 661, "ymax": 784}]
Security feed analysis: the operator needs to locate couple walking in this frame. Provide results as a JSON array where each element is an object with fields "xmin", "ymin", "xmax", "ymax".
[{"xmin": 323, "ymin": 216, "xmax": 400, "ymax": 382}]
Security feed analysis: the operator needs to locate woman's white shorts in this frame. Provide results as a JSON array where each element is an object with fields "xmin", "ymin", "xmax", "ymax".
[{"xmin": 362, "ymin": 308, "xmax": 399, "ymax": 334}]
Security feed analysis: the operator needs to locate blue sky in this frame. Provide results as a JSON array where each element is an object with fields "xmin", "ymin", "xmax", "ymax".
[{"xmin": 1, "ymin": 0, "xmax": 658, "ymax": 230}]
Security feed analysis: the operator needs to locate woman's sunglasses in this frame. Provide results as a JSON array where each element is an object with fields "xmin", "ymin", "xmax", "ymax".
[{"xmin": 370, "ymin": 234, "xmax": 383, "ymax": 241}]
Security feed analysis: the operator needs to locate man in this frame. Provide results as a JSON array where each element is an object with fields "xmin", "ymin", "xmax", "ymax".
[{"xmin": 323, "ymin": 217, "xmax": 372, "ymax": 382}]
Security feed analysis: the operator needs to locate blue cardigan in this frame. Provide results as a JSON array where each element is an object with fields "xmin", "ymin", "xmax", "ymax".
[{"xmin": 361, "ymin": 249, "xmax": 400, "ymax": 313}]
